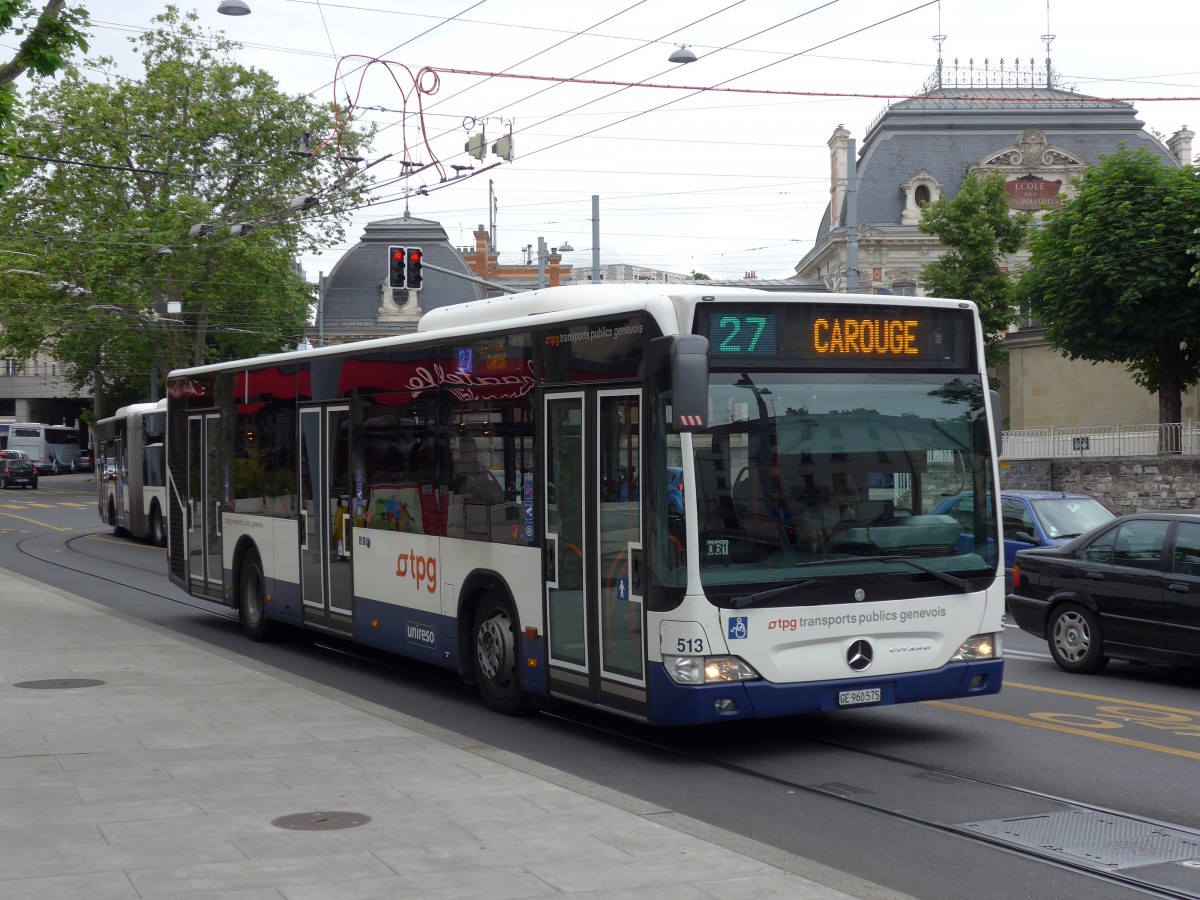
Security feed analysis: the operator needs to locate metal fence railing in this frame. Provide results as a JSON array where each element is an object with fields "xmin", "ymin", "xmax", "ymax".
[{"xmin": 1001, "ymin": 423, "xmax": 1200, "ymax": 459}]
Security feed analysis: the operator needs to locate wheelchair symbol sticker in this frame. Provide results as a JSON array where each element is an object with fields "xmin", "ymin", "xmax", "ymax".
[{"xmin": 728, "ymin": 617, "xmax": 748, "ymax": 640}]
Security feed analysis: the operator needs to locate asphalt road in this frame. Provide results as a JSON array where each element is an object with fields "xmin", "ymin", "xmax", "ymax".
[{"xmin": 5, "ymin": 472, "xmax": 1200, "ymax": 900}]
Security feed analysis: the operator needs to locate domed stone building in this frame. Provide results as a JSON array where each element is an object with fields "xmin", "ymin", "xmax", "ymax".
[{"xmin": 793, "ymin": 59, "xmax": 1195, "ymax": 433}]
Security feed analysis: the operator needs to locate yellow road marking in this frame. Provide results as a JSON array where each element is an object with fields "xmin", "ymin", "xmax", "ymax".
[
  {"xmin": 929, "ymin": 701, "xmax": 1200, "ymax": 760},
  {"xmin": 0, "ymin": 511, "xmax": 70, "ymax": 531},
  {"xmin": 1005, "ymin": 680, "xmax": 1200, "ymax": 718}
]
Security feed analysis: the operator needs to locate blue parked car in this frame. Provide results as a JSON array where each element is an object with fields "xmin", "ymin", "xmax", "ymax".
[
  {"xmin": 930, "ymin": 490, "xmax": 1116, "ymax": 592},
  {"xmin": 666, "ymin": 467, "xmax": 685, "ymax": 516}
]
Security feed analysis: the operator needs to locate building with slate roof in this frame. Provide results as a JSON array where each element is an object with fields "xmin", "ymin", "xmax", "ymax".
[
  {"xmin": 794, "ymin": 58, "xmax": 1197, "ymax": 432},
  {"xmin": 311, "ymin": 213, "xmax": 485, "ymax": 346}
]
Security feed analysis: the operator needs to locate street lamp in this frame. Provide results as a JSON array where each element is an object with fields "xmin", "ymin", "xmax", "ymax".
[
  {"xmin": 217, "ymin": 0, "xmax": 251, "ymax": 14},
  {"xmin": 669, "ymin": 45, "xmax": 698, "ymax": 64}
]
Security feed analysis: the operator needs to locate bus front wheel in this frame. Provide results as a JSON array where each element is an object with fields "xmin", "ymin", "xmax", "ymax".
[
  {"xmin": 238, "ymin": 550, "xmax": 272, "ymax": 642},
  {"xmin": 472, "ymin": 593, "xmax": 529, "ymax": 715}
]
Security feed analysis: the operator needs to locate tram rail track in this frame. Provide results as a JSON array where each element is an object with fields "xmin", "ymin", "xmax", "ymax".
[{"xmin": 17, "ymin": 526, "xmax": 240, "ymax": 623}]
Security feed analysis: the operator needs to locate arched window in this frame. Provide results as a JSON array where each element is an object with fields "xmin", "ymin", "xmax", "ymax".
[{"xmin": 901, "ymin": 172, "xmax": 942, "ymax": 225}]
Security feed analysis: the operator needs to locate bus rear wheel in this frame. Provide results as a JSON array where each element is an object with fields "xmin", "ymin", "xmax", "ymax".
[
  {"xmin": 108, "ymin": 499, "xmax": 126, "ymax": 537},
  {"xmin": 472, "ymin": 594, "xmax": 529, "ymax": 715},
  {"xmin": 238, "ymin": 549, "xmax": 272, "ymax": 641},
  {"xmin": 148, "ymin": 502, "xmax": 166, "ymax": 547}
]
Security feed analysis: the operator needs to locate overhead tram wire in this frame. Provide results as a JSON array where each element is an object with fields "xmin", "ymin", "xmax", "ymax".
[
  {"xmin": 415, "ymin": 0, "xmax": 774, "ymax": 147},
  {"xmin": 476, "ymin": 0, "xmax": 939, "ymax": 168},
  {"xmin": 289, "ymin": 1, "xmax": 830, "ymax": 216},
  {"xmin": 356, "ymin": 1, "xmax": 892, "ymax": 207},
  {"xmin": 309, "ymin": 1, "xmax": 781, "ymax": 204},
  {"xmin": 413, "ymin": 0, "xmax": 727, "ymax": 126},
  {"xmin": 329, "ymin": 1, "xmax": 852, "ymax": 218}
]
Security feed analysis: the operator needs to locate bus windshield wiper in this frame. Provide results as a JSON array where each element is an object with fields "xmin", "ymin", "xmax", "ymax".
[
  {"xmin": 731, "ymin": 578, "xmax": 818, "ymax": 608},
  {"xmin": 870, "ymin": 555, "xmax": 975, "ymax": 591}
]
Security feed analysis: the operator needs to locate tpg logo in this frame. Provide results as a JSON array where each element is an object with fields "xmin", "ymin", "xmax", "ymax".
[{"xmin": 396, "ymin": 547, "xmax": 437, "ymax": 594}]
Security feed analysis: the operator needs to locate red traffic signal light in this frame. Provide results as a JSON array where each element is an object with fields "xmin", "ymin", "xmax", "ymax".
[
  {"xmin": 406, "ymin": 247, "xmax": 423, "ymax": 291},
  {"xmin": 388, "ymin": 246, "xmax": 406, "ymax": 288}
]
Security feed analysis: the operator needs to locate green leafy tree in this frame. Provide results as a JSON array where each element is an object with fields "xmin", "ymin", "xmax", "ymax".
[
  {"xmin": 0, "ymin": 0, "xmax": 90, "ymax": 193},
  {"xmin": 918, "ymin": 172, "xmax": 1032, "ymax": 367},
  {"xmin": 0, "ymin": 6, "xmax": 373, "ymax": 416},
  {"xmin": 1017, "ymin": 147, "xmax": 1200, "ymax": 429},
  {"xmin": 691, "ymin": 271, "xmax": 711, "ymax": 280}
]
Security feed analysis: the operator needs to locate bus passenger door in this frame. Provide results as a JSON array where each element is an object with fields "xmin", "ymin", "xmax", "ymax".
[
  {"xmin": 112, "ymin": 433, "xmax": 128, "ymax": 531},
  {"xmin": 544, "ymin": 389, "xmax": 646, "ymax": 717},
  {"xmin": 186, "ymin": 413, "xmax": 223, "ymax": 600},
  {"xmin": 299, "ymin": 405, "xmax": 354, "ymax": 634}
]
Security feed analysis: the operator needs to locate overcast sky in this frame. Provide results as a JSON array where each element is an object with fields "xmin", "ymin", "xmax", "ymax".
[{"xmin": 72, "ymin": 1, "xmax": 1200, "ymax": 284}]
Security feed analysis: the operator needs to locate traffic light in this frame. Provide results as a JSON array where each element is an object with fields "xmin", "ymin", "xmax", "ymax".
[
  {"xmin": 388, "ymin": 245, "xmax": 406, "ymax": 288},
  {"xmin": 492, "ymin": 133, "xmax": 513, "ymax": 161},
  {"xmin": 406, "ymin": 247, "xmax": 423, "ymax": 291},
  {"xmin": 464, "ymin": 132, "xmax": 486, "ymax": 161}
]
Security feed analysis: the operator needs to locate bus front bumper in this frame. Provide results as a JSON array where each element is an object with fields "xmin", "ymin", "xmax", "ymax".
[{"xmin": 646, "ymin": 658, "xmax": 1004, "ymax": 725}]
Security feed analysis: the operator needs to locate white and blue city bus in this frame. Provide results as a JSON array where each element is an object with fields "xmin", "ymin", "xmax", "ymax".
[
  {"xmin": 165, "ymin": 284, "xmax": 1004, "ymax": 724},
  {"xmin": 95, "ymin": 399, "xmax": 168, "ymax": 545}
]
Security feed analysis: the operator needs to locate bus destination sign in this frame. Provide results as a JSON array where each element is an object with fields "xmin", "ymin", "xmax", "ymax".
[{"xmin": 695, "ymin": 303, "xmax": 975, "ymax": 370}]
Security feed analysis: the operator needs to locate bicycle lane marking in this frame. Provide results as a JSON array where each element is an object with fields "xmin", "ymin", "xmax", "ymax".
[
  {"xmin": 930, "ymin": 680, "xmax": 1200, "ymax": 761},
  {"xmin": 1004, "ymin": 679, "xmax": 1200, "ymax": 713}
]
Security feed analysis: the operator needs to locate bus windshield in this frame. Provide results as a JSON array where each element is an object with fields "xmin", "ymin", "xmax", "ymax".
[
  {"xmin": 45, "ymin": 427, "xmax": 78, "ymax": 446},
  {"xmin": 686, "ymin": 370, "xmax": 998, "ymax": 595}
]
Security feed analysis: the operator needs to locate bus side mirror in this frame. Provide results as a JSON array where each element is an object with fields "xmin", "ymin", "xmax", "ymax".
[{"xmin": 648, "ymin": 335, "xmax": 709, "ymax": 433}]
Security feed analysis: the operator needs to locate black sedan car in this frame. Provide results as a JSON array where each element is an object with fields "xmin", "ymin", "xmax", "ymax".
[
  {"xmin": 0, "ymin": 449, "xmax": 38, "ymax": 489},
  {"xmin": 1009, "ymin": 510, "xmax": 1200, "ymax": 674}
]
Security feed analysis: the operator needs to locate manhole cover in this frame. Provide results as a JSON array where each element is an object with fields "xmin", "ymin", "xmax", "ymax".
[
  {"xmin": 270, "ymin": 811, "xmax": 372, "ymax": 831},
  {"xmin": 14, "ymin": 679, "xmax": 106, "ymax": 689}
]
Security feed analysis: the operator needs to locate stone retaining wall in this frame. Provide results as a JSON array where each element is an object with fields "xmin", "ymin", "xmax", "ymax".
[{"xmin": 999, "ymin": 457, "xmax": 1200, "ymax": 515}]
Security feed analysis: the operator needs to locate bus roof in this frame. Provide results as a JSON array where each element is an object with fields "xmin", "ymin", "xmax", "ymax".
[
  {"xmin": 102, "ymin": 399, "xmax": 167, "ymax": 425},
  {"xmin": 166, "ymin": 283, "xmax": 977, "ymax": 380}
]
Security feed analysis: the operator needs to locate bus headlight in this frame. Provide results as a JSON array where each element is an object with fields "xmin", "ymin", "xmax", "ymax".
[
  {"xmin": 663, "ymin": 655, "xmax": 760, "ymax": 685},
  {"xmin": 951, "ymin": 634, "xmax": 998, "ymax": 661}
]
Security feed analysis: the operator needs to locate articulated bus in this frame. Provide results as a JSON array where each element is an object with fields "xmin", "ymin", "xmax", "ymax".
[
  {"xmin": 96, "ymin": 399, "xmax": 168, "ymax": 545},
  {"xmin": 8, "ymin": 422, "xmax": 82, "ymax": 474},
  {"xmin": 165, "ymin": 285, "xmax": 1004, "ymax": 724}
]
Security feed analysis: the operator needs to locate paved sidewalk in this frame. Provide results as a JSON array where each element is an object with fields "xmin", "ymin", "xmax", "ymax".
[{"xmin": 0, "ymin": 567, "xmax": 912, "ymax": 900}]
